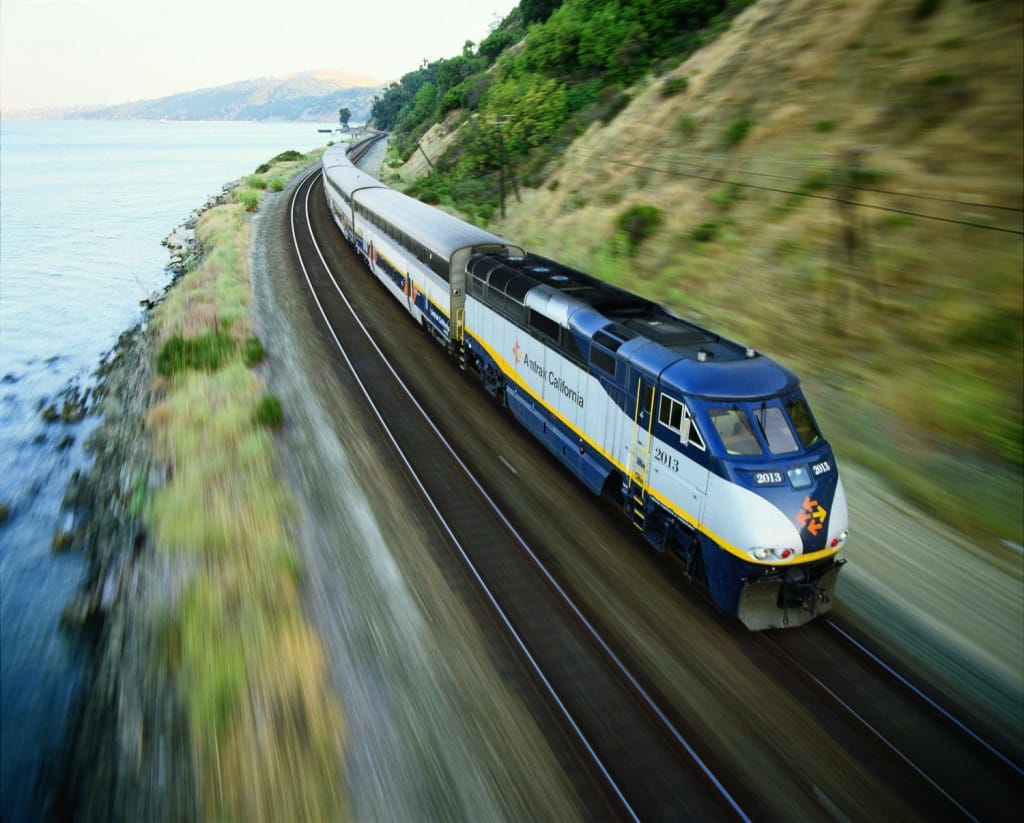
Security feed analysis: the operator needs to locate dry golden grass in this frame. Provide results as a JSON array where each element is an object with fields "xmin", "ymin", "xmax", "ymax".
[{"xmin": 457, "ymin": 0, "xmax": 1023, "ymax": 546}]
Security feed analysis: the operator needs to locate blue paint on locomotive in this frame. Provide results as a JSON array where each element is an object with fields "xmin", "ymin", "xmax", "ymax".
[{"xmin": 500, "ymin": 373, "xmax": 615, "ymax": 496}]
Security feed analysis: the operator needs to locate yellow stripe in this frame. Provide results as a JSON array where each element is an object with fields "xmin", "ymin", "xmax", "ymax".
[{"xmin": 469, "ymin": 330, "xmax": 840, "ymax": 568}]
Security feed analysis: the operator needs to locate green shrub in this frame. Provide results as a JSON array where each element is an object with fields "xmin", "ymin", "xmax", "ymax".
[
  {"xmin": 243, "ymin": 335, "xmax": 267, "ymax": 366},
  {"xmin": 255, "ymin": 393, "xmax": 284, "ymax": 428},
  {"xmin": 850, "ymin": 165, "xmax": 888, "ymax": 186},
  {"xmin": 616, "ymin": 204, "xmax": 664, "ymax": 253},
  {"xmin": 690, "ymin": 221, "xmax": 720, "ymax": 243},
  {"xmin": 796, "ymin": 171, "xmax": 831, "ymax": 195},
  {"xmin": 238, "ymin": 189, "xmax": 261, "ymax": 212},
  {"xmin": 157, "ymin": 331, "xmax": 237, "ymax": 376},
  {"xmin": 711, "ymin": 182, "xmax": 743, "ymax": 209},
  {"xmin": 244, "ymin": 175, "xmax": 268, "ymax": 190},
  {"xmin": 911, "ymin": 0, "xmax": 941, "ymax": 21},
  {"xmin": 814, "ymin": 119, "xmax": 836, "ymax": 133},
  {"xmin": 722, "ymin": 115, "xmax": 753, "ymax": 147},
  {"xmin": 271, "ymin": 150, "xmax": 304, "ymax": 163},
  {"xmin": 661, "ymin": 76, "xmax": 690, "ymax": 97},
  {"xmin": 269, "ymin": 177, "xmax": 285, "ymax": 193},
  {"xmin": 594, "ymin": 88, "xmax": 632, "ymax": 125}
]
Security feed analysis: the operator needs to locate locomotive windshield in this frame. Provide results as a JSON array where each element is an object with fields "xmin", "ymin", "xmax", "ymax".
[
  {"xmin": 709, "ymin": 408, "xmax": 761, "ymax": 455},
  {"xmin": 708, "ymin": 395, "xmax": 823, "ymax": 456},
  {"xmin": 786, "ymin": 396, "xmax": 822, "ymax": 448},
  {"xmin": 754, "ymin": 405, "xmax": 799, "ymax": 454}
]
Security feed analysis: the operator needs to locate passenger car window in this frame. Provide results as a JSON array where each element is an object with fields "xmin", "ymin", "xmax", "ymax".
[{"xmin": 709, "ymin": 408, "xmax": 762, "ymax": 455}]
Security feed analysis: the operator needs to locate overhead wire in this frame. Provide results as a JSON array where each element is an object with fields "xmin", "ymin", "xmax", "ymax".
[
  {"xmin": 645, "ymin": 152, "xmax": 1024, "ymax": 213},
  {"xmin": 574, "ymin": 151, "xmax": 1024, "ymax": 235}
]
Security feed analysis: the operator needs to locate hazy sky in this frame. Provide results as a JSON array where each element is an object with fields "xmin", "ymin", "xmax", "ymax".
[{"xmin": 0, "ymin": 0, "xmax": 519, "ymax": 111}]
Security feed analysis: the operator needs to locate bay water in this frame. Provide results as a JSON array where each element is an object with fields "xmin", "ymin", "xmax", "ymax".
[{"xmin": 0, "ymin": 119, "xmax": 330, "ymax": 821}]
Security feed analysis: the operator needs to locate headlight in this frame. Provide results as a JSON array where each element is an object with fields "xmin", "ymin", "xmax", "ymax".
[
  {"xmin": 750, "ymin": 546, "xmax": 798, "ymax": 561},
  {"xmin": 787, "ymin": 465, "xmax": 813, "ymax": 489}
]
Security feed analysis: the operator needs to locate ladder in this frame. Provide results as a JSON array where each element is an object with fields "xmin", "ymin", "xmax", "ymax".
[
  {"xmin": 626, "ymin": 377, "xmax": 656, "ymax": 530},
  {"xmin": 454, "ymin": 307, "xmax": 467, "ymax": 369}
]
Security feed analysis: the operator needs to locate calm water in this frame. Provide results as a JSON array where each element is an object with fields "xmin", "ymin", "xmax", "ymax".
[{"xmin": 0, "ymin": 119, "xmax": 329, "ymax": 821}]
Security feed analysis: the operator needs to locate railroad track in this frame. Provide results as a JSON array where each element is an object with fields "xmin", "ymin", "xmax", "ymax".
[
  {"xmin": 288, "ymin": 166, "xmax": 753, "ymax": 820},
  {"xmin": 757, "ymin": 617, "xmax": 1024, "ymax": 821},
  {"xmin": 285, "ymin": 160, "xmax": 1023, "ymax": 820}
]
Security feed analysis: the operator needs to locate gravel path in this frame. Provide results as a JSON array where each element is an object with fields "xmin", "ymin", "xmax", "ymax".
[{"xmin": 249, "ymin": 170, "xmax": 584, "ymax": 821}]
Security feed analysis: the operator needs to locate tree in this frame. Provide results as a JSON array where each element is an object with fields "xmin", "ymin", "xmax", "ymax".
[
  {"xmin": 521, "ymin": 0, "xmax": 565, "ymax": 25},
  {"xmin": 338, "ymin": 106, "xmax": 351, "ymax": 128}
]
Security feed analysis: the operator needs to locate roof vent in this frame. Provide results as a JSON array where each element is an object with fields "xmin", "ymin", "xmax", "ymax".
[
  {"xmin": 745, "ymin": 347, "xmax": 756, "ymax": 358},
  {"xmin": 697, "ymin": 349, "xmax": 709, "ymax": 362}
]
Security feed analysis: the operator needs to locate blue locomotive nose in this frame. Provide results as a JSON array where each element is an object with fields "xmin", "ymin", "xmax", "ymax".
[{"xmin": 793, "ymin": 453, "xmax": 844, "ymax": 551}]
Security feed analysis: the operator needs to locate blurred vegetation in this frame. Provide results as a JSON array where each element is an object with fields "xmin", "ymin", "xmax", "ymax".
[
  {"xmin": 156, "ymin": 331, "xmax": 237, "ymax": 376},
  {"xmin": 148, "ymin": 147, "xmax": 348, "ymax": 818},
  {"xmin": 616, "ymin": 204, "xmax": 664, "ymax": 254},
  {"xmin": 255, "ymin": 392, "xmax": 285, "ymax": 428},
  {"xmin": 378, "ymin": 0, "xmax": 1022, "ymax": 548},
  {"xmin": 372, "ymin": 0, "xmax": 753, "ymax": 219}
]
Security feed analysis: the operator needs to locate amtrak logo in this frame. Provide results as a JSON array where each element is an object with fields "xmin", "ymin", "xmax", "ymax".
[
  {"xmin": 795, "ymin": 496, "xmax": 827, "ymax": 536},
  {"xmin": 512, "ymin": 341, "xmax": 522, "ymax": 366}
]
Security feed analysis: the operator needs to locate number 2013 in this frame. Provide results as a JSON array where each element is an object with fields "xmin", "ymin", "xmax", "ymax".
[{"xmin": 654, "ymin": 448, "xmax": 679, "ymax": 472}]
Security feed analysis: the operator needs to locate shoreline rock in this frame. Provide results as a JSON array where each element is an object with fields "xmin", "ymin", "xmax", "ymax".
[
  {"xmin": 52, "ymin": 177, "xmax": 269, "ymax": 820},
  {"xmin": 50, "ymin": 258, "xmax": 200, "ymax": 821}
]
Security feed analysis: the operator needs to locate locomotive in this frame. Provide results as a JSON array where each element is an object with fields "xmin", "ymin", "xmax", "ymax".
[{"xmin": 321, "ymin": 143, "xmax": 848, "ymax": 629}]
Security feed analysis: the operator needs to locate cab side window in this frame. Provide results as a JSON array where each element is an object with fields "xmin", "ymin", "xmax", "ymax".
[{"xmin": 658, "ymin": 393, "xmax": 705, "ymax": 450}]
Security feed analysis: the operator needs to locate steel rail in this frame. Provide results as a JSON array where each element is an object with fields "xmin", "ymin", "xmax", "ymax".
[
  {"xmin": 291, "ymin": 164, "xmax": 752, "ymax": 821},
  {"xmin": 824, "ymin": 618, "xmax": 1024, "ymax": 777},
  {"xmin": 288, "ymin": 167, "xmax": 639, "ymax": 822},
  {"xmin": 763, "ymin": 631, "xmax": 980, "ymax": 821}
]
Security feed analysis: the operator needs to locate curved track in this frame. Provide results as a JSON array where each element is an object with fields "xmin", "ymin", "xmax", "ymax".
[
  {"xmin": 285, "ymin": 162, "xmax": 1023, "ymax": 821},
  {"xmin": 289, "ymin": 167, "xmax": 753, "ymax": 820}
]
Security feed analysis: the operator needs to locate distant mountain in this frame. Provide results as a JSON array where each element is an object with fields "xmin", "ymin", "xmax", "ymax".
[{"xmin": 51, "ymin": 70, "xmax": 385, "ymax": 123}]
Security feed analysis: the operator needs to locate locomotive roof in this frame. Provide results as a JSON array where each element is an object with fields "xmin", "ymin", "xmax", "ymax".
[{"xmin": 468, "ymin": 252, "xmax": 799, "ymax": 399}]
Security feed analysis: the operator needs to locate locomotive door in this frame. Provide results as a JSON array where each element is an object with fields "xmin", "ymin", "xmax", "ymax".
[
  {"xmin": 449, "ymin": 248, "xmax": 470, "ymax": 351},
  {"xmin": 626, "ymin": 375, "xmax": 656, "ymax": 530}
]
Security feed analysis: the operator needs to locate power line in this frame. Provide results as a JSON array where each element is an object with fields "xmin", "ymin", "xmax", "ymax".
[
  {"xmin": 645, "ymin": 152, "xmax": 1024, "ymax": 213},
  {"xmin": 576, "ymin": 152, "xmax": 1024, "ymax": 235}
]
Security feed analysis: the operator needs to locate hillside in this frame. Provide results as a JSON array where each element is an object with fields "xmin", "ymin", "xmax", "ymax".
[
  {"xmin": 389, "ymin": 0, "xmax": 1023, "ymax": 549},
  {"xmin": 54, "ymin": 70, "xmax": 384, "ymax": 122}
]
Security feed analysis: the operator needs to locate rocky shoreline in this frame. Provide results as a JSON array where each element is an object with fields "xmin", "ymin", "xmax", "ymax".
[{"xmin": 48, "ymin": 201, "xmax": 220, "ymax": 820}]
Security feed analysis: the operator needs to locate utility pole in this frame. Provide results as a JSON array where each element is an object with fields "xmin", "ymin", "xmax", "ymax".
[
  {"xmin": 416, "ymin": 141, "xmax": 435, "ymax": 172},
  {"xmin": 493, "ymin": 116, "xmax": 520, "ymax": 219},
  {"xmin": 831, "ymin": 147, "xmax": 876, "ymax": 314},
  {"xmin": 495, "ymin": 117, "xmax": 508, "ymax": 218}
]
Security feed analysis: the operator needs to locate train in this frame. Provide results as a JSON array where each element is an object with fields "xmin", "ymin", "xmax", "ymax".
[{"xmin": 320, "ymin": 142, "xmax": 848, "ymax": 630}]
